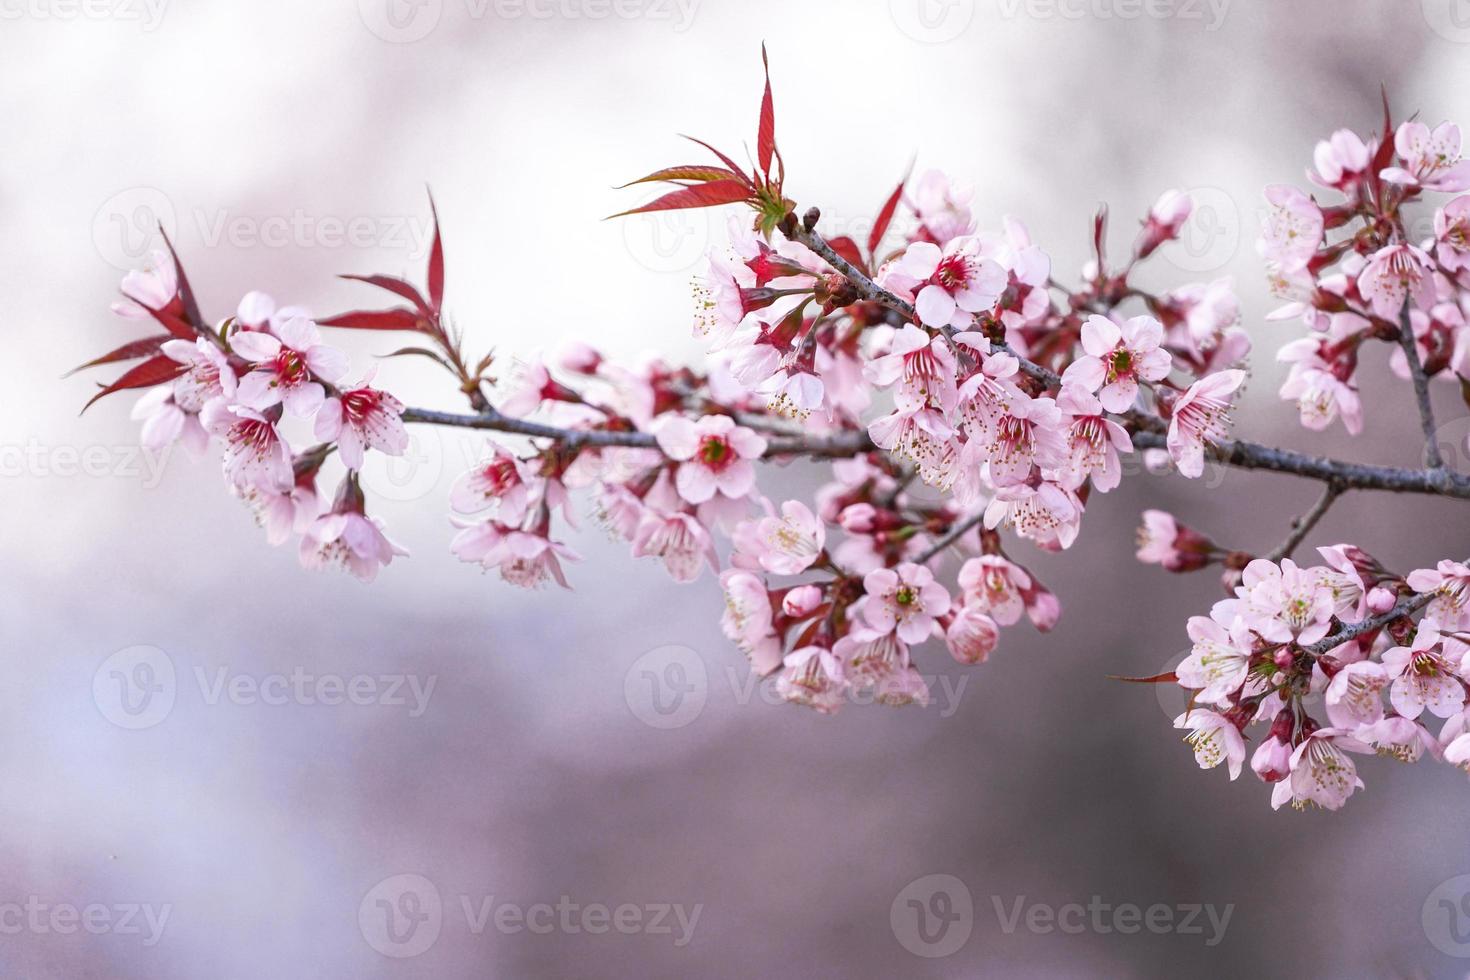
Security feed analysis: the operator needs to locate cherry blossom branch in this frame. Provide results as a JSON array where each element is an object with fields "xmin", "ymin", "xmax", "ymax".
[
  {"xmin": 1397, "ymin": 302, "xmax": 1446, "ymax": 471},
  {"xmin": 398, "ymin": 406, "xmax": 873, "ymax": 458},
  {"xmin": 784, "ymin": 212, "xmax": 1063, "ymax": 387},
  {"xmin": 1127, "ymin": 432, "xmax": 1470, "ymax": 498},
  {"xmin": 1265, "ymin": 480, "xmax": 1344, "ymax": 562},
  {"xmin": 1301, "ymin": 587, "xmax": 1439, "ymax": 657}
]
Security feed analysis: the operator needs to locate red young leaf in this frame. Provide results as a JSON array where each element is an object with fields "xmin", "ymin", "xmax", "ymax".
[
  {"xmin": 757, "ymin": 43, "xmax": 776, "ymax": 178},
  {"xmin": 158, "ymin": 227, "xmax": 206, "ymax": 332},
  {"xmin": 381, "ymin": 345, "xmax": 456, "ymax": 372},
  {"xmin": 427, "ymin": 190, "xmax": 445, "ymax": 314},
  {"xmin": 81, "ymin": 355, "xmax": 186, "ymax": 413},
  {"xmin": 1105, "ymin": 671, "xmax": 1178, "ymax": 684},
  {"xmin": 679, "ymin": 135, "xmax": 753, "ymax": 186},
  {"xmin": 1367, "ymin": 87, "xmax": 1397, "ymax": 203},
  {"xmin": 1092, "ymin": 203, "xmax": 1109, "ymax": 274},
  {"xmin": 606, "ymin": 179, "xmax": 753, "ymax": 219},
  {"xmin": 339, "ymin": 274, "xmax": 430, "ymax": 315},
  {"xmin": 318, "ymin": 308, "xmax": 427, "ymax": 332},
  {"xmin": 868, "ymin": 170, "xmax": 910, "ymax": 258},
  {"xmin": 824, "ymin": 235, "xmax": 868, "ymax": 276},
  {"xmin": 139, "ymin": 300, "xmax": 201, "ymax": 341},
  {"xmin": 616, "ymin": 165, "xmax": 745, "ymax": 188},
  {"xmin": 66, "ymin": 335, "xmax": 172, "ymax": 377}
]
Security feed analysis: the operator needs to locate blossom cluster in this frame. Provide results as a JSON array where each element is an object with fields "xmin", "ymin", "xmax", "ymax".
[
  {"xmin": 75, "ymin": 54, "xmax": 1470, "ymax": 812},
  {"xmin": 1263, "ymin": 119, "xmax": 1470, "ymax": 436}
]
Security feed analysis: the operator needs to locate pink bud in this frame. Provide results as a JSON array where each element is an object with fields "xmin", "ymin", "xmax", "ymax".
[
  {"xmin": 1251, "ymin": 736, "xmax": 1291, "ymax": 783},
  {"xmin": 557, "ymin": 341, "xmax": 602, "ymax": 374},
  {"xmin": 1367, "ymin": 586, "xmax": 1398, "ymax": 614},
  {"xmin": 839, "ymin": 502, "xmax": 877, "ymax": 533},
  {"xmin": 782, "ymin": 585, "xmax": 823, "ymax": 618}
]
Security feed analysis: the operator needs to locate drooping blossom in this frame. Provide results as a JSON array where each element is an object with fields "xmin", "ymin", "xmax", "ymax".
[
  {"xmin": 232, "ymin": 315, "xmax": 348, "ymax": 417},
  {"xmin": 1165, "ymin": 369, "xmax": 1245, "ymax": 479}
]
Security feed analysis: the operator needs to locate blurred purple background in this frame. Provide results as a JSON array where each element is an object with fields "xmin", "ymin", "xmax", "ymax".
[{"xmin": 8, "ymin": 0, "xmax": 1470, "ymax": 975}]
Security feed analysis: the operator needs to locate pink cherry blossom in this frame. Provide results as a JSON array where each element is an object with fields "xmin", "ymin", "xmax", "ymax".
[
  {"xmin": 1308, "ymin": 129, "xmax": 1371, "ymax": 193},
  {"xmin": 1251, "ymin": 736, "xmax": 1291, "ymax": 783},
  {"xmin": 909, "ymin": 169, "xmax": 976, "ymax": 246},
  {"xmin": 451, "ymin": 519, "xmax": 579, "ymax": 589},
  {"xmin": 232, "ymin": 315, "xmax": 348, "ymax": 417},
  {"xmin": 776, "ymin": 644, "xmax": 846, "ymax": 714},
  {"xmin": 299, "ymin": 508, "xmax": 407, "ymax": 584},
  {"xmin": 631, "ymin": 510, "xmax": 717, "ymax": 582},
  {"xmin": 1380, "ymin": 120, "xmax": 1470, "ymax": 192},
  {"xmin": 1176, "ymin": 614, "xmax": 1253, "ymax": 705},
  {"xmin": 719, "ymin": 570, "xmax": 782, "ymax": 675},
  {"xmin": 882, "ymin": 237, "xmax": 1005, "ymax": 330},
  {"xmin": 201, "ymin": 401, "xmax": 292, "ymax": 492},
  {"xmin": 1357, "ymin": 243, "xmax": 1435, "ymax": 320},
  {"xmin": 1257, "ymin": 184, "xmax": 1323, "ymax": 273},
  {"xmin": 864, "ymin": 324, "xmax": 958, "ymax": 415},
  {"xmin": 1271, "ymin": 729, "xmax": 1370, "ymax": 811},
  {"xmin": 861, "ymin": 562, "xmax": 951, "ymax": 644},
  {"xmin": 1062, "ymin": 315, "xmax": 1172, "ymax": 414},
  {"xmin": 1175, "ymin": 709, "xmax": 1246, "ymax": 781},
  {"xmin": 131, "ymin": 385, "xmax": 210, "ymax": 456},
  {"xmin": 945, "ymin": 604, "xmax": 1000, "ymax": 665},
  {"xmin": 1324, "ymin": 661, "xmax": 1389, "ymax": 729},
  {"xmin": 654, "ymin": 414, "xmax": 767, "ymax": 505},
  {"xmin": 1166, "ymin": 369, "xmax": 1244, "ymax": 479},
  {"xmin": 957, "ymin": 555, "xmax": 1030, "ymax": 626},
  {"xmin": 1237, "ymin": 558, "xmax": 1335, "ymax": 645},
  {"xmin": 314, "ymin": 375, "xmax": 408, "ymax": 470},
  {"xmin": 1381, "ymin": 629, "xmax": 1466, "ymax": 721},
  {"xmin": 111, "ymin": 250, "xmax": 178, "ymax": 319},
  {"xmin": 980, "ymin": 392, "xmax": 1066, "ymax": 487},
  {"xmin": 1056, "ymin": 385, "xmax": 1133, "ymax": 491},
  {"xmin": 735, "ymin": 499, "xmax": 825, "ymax": 575},
  {"xmin": 1407, "ymin": 560, "xmax": 1470, "ymax": 631},
  {"xmin": 451, "ymin": 442, "xmax": 538, "ymax": 524}
]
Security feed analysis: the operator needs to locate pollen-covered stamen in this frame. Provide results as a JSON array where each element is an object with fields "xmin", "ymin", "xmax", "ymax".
[
  {"xmin": 340, "ymin": 388, "xmax": 383, "ymax": 424},
  {"xmin": 1174, "ymin": 390, "xmax": 1233, "ymax": 446},
  {"xmin": 231, "ymin": 417, "xmax": 279, "ymax": 461},
  {"xmin": 1107, "ymin": 348, "xmax": 1133, "ymax": 383},
  {"xmin": 269, "ymin": 348, "xmax": 309, "ymax": 388},
  {"xmin": 932, "ymin": 253, "xmax": 972, "ymax": 290},
  {"xmin": 1184, "ymin": 727, "xmax": 1227, "ymax": 769}
]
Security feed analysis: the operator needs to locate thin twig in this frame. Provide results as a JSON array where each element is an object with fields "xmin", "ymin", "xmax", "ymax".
[
  {"xmin": 1266, "ymin": 481, "xmax": 1345, "ymax": 562},
  {"xmin": 1398, "ymin": 302, "xmax": 1446, "ymax": 472},
  {"xmin": 914, "ymin": 511, "xmax": 987, "ymax": 564}
]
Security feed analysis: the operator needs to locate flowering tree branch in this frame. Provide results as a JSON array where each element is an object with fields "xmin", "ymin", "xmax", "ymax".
[{"xmin": 74, "ymin": 50, "xmax": 1470, "ymax": 813}]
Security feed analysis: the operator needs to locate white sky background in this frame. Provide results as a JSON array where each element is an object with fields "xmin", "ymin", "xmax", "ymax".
[{"xmin": 5, "ymin": 1, "xmax": 1470, "ymax": 976}]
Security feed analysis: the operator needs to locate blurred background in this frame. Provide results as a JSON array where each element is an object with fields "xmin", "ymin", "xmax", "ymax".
[{"xmin": 6, "ymin": 0, "xmax": 1470, "ymax": 975}]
